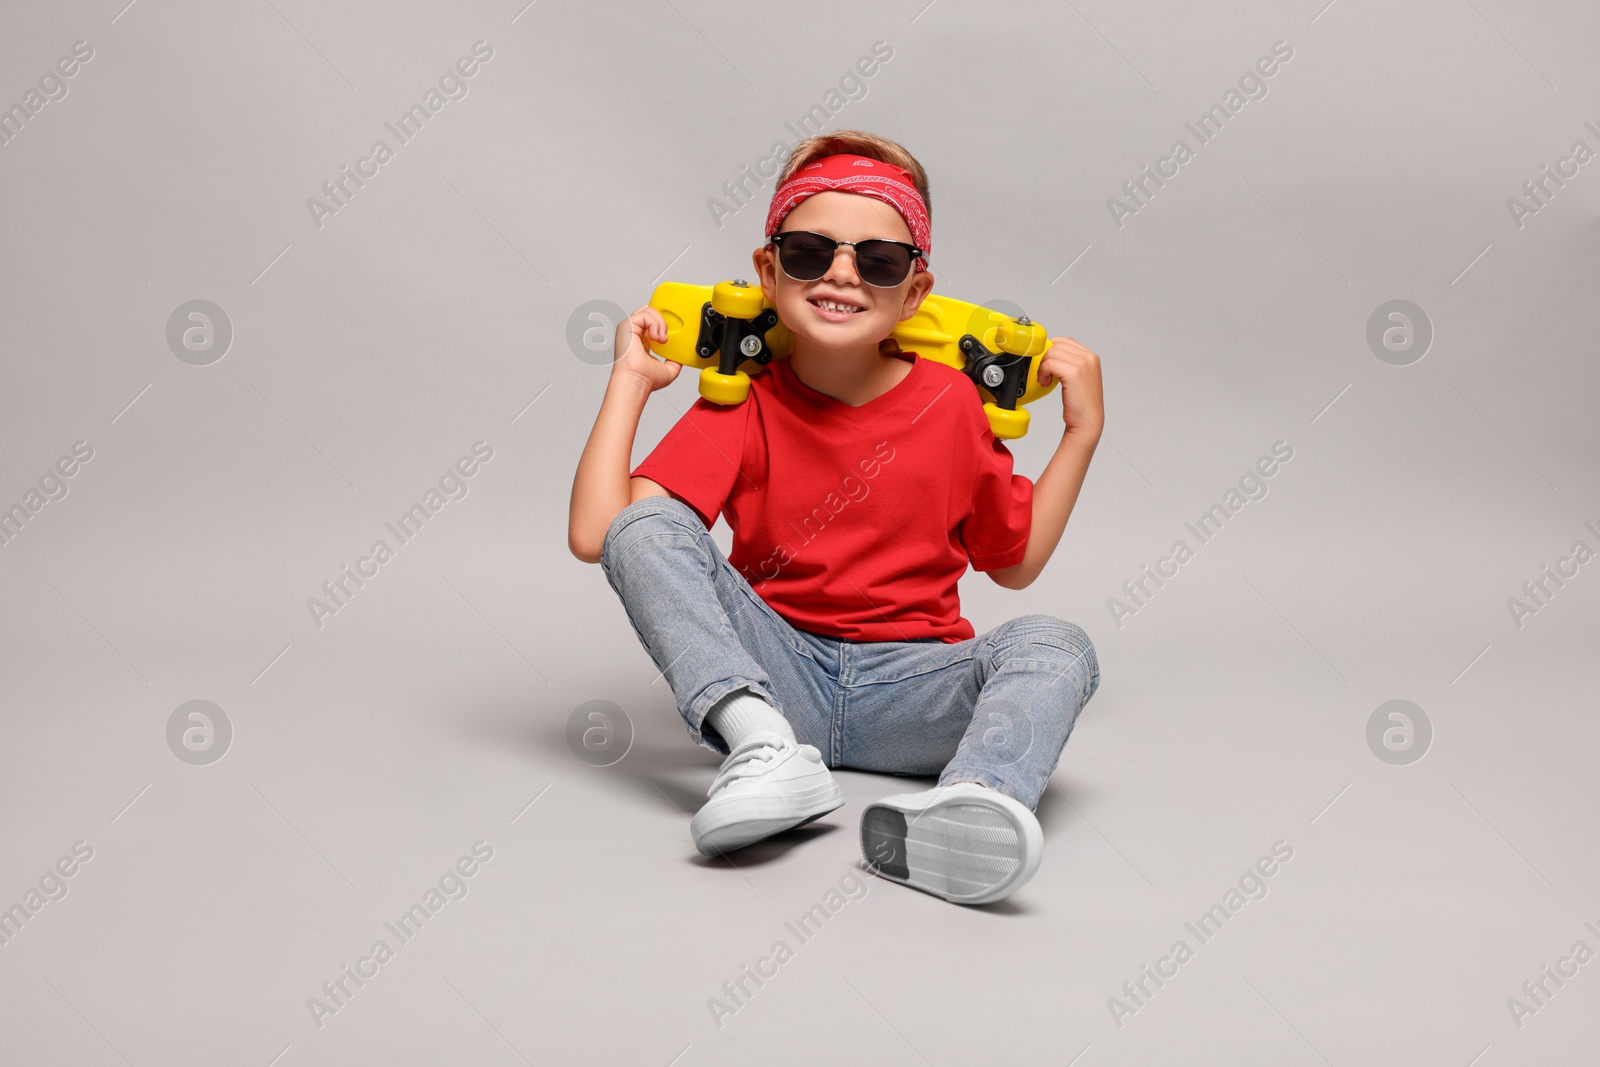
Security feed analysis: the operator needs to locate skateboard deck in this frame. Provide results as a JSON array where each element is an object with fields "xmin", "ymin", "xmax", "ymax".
[{"xmin": 647, "ymin": 279, "xmax": 1055, "ymax": 439}]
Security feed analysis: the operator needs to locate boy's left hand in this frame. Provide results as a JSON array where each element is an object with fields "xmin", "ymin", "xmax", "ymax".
[{"xmin": 1037, "ymin": 337, "xmax": 1104, "ymax": 443}]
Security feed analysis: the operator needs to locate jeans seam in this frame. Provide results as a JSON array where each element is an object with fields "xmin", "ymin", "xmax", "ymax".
[
  {"xmin": 730, "ymin": 581, "xmax": 822, "ymax": 666},
  {"xmin": 831, "ymin": 643, "xmax": 849, "ymax": 767}
]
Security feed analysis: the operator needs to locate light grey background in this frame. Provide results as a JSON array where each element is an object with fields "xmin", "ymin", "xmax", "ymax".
[{"xmin": 2, "ymin": 0, "xmax": 1597, "ymax": 1064}]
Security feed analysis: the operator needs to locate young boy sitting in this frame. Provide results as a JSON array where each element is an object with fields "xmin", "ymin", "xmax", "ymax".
[{"xmin": 569, "ymin": 130, "xmax": 1104, "ymax": 906}]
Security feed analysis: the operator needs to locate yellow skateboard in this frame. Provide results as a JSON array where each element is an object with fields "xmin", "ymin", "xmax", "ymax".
[{"xmin": 647, "ymin": 279, "xmax": 1055, "ymax": 439}]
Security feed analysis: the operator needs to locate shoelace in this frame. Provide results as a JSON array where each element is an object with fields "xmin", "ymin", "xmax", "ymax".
[{"xmin": 708, "ymin": 738, "xmax": 792, "ymax": 796}]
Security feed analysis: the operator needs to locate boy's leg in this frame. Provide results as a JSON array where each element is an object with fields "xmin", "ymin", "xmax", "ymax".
[
  {"xmin": 842, "ymin": 613, "xmax": 1100, "ymax": 808},
  {"xmin": 599, "ymin": 497, "xmax": 843, "ymax": 854},
  {"xmin": 844, "ymin": 614, "xmax": 1100, "ymax": 903},
  {"xmin": 599, "ymin": 496, "xmax": 836, "ymax": 756},
  {"xmin": 935, "ymin": 614, "xmax": 1100, "ymax": 809}
]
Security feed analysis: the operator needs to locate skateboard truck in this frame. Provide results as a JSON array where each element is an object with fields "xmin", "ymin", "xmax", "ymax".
[
  {"xmin": 690, "ymin": 279, "xmax": 785, "ymax": 404},
  {"xmin": 961, "ymin": 315, "xmax": 1034, "ymax": 416},
  {"xmin": 957, "ymin": 314, "xmax": 1044, "ymax": 440},
  {"xmin": 697, "ymin": 281, "xmax": 779, "ymax": 374}
]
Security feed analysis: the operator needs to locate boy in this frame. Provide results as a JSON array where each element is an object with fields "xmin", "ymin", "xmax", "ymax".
[{"xmin": 569, "ymin": 131, "xmax": 1103, "ymax": 906}]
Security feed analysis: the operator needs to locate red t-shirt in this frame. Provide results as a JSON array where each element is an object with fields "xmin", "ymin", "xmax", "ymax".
[{"xmin": 630, "ymin": 351, "xmax": 1033, "ymax": 643}]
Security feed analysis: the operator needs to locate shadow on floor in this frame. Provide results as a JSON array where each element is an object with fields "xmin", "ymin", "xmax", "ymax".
[{"xmin": 474, "ymin": 699, "xmax": 1084, "ymax": 907}]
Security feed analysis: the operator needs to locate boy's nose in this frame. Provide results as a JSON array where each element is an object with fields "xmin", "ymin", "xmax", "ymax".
[{"xmin": 823, "ymin": 246, "xmax": 862, "ymax": 286}]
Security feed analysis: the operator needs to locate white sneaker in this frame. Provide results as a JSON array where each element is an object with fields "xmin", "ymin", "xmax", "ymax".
[
  {"xmin": 689, "ymin": 734, "xmax": 845, "ymax": 856},
  {"xmin": 860, "ymin": 782, "xmax": 1044, "ymax": 905}
]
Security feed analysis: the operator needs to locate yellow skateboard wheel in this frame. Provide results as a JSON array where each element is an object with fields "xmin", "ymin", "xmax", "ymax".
[
  {"xmin": 984, "ymin": 402, "xmax": 1030, "ymax": 440},
  {"xmin": 994, "ymin": 316, "xmax": 1049, "ymax": 357},
  {"xmin": 700, "ymin": 367, "xmax": 751, "ymax": 405},
  {"xmin": 711, "ymin": 279, "xmax": 765, "ymax": 320}
]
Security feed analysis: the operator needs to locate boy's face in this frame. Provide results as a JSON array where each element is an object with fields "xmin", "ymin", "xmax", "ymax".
[{"xmin": 753, "ymin": 191, "xmax": 935, "ymax": 351}]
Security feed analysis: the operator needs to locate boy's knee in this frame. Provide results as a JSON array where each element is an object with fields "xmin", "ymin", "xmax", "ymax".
[
  {"xmin": 993, "ymin": 615, "xmax": 1098, "ymax": 688},
  {"xmin": 995, "ymin": 614, "xmax": 1090, "ymax": 653},
  {"xmin": 599, "ymin": 496, "xmax": 706, "ymax": 575},
  {"xmin": 1049, "ymin": 618, "xmax": 1099, "ymax": 699}
]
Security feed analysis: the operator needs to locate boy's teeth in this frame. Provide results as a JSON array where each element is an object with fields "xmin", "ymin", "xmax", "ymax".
[{"xmin": 814, "ymin": 299, "xmax": 862, "ymax": 312}]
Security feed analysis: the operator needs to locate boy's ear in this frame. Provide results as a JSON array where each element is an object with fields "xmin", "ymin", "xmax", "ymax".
[
  {"xmin": 752, "ymin": 244, "xmax": 778, "ymax": 303},
  {"xmin": 897, "ymin": 269, "xmax": 935, "ymax": 323}
]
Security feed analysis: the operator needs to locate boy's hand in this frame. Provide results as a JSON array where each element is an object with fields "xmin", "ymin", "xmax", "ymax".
[
  {"xmin": 1037, "ymin": 336, "xmax": 1103, "ymax": 443},
  {"xmin": 610, "ymin": 305, "xmax": 682, "ymax": 395}
]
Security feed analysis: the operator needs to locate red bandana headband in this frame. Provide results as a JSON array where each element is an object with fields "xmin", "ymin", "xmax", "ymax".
[{"xmin": 764, "ymin": 153, "xmax": 931, "ymax": 273}]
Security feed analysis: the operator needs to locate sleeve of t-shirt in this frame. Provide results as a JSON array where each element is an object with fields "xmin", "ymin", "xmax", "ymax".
[
  {"xmin": 630, "ymin": 397, "xmax": 751, "ymax": 530},
  {"xmin": 959, "ymin": 421, "xmax": 1034, "ymax": 572}
]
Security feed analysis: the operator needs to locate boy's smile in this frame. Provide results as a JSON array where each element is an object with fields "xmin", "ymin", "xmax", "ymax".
[{"xmin": 806, "ymin": 291, "xmax": 868, "ymax": 321}]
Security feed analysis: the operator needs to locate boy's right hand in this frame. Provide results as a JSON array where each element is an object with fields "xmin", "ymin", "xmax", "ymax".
[{"xmin": 610, "ymin": 305, "xmax": 681, "ymax": 395}]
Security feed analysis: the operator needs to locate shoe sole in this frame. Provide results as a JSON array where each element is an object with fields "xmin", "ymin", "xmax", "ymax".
[
  {"xmin": 860, "ymin": 789, "xmax": 1042, "ymax": 905},
  {"xmin": 691, "ymin": 779, "xmax": 845, "ymax": 856}
]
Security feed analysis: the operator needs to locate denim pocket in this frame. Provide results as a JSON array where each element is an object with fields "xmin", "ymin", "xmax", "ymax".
[{"xmin": 850, "ymin": 641, "xmax": 975, "ymax": 686}]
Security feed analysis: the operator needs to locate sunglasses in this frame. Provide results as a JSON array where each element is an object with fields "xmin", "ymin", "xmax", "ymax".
[{"xmin": 768, "ymin": 230, "xmax": 925, "ymax": 288}]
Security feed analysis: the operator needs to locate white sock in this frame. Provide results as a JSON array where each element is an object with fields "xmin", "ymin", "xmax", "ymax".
[{"xmin": 705, "ymin": 688, "xmax": 795, "ymax": 750}]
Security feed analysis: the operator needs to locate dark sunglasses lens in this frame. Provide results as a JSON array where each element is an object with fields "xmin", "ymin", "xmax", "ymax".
[
  {"xmin": 777, "ymin": 233, "xmax": 836, "ymax": 279},
  {"xmin": 855, "ymin": 241, "xmax": 913, "ymax": 286}
]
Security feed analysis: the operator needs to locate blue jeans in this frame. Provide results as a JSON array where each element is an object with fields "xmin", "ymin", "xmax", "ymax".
[{"xmin": 599, "ymin": 497, "xmax": 1100, "ymax": 811}]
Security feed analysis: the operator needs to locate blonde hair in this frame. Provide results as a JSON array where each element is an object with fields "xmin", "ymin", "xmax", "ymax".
[{"xmin": 774, "ymin": 130, "xmax": 931, "ymax": 224}]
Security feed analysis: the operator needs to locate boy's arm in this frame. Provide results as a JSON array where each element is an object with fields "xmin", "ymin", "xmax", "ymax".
[
  {"xmin": 986, "ymin": 336, "xmax": 1104, "ymax": 590},
  {"xmin": 987, "ymin": 434, "xmax": 1098, "ymax": 589},
  {"xmin": 568, "ymin": 307, "xmax": 682, "ymax": 564}
]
